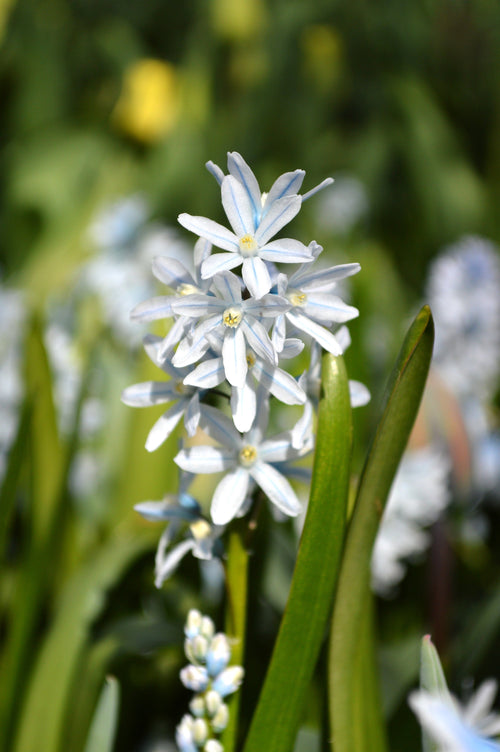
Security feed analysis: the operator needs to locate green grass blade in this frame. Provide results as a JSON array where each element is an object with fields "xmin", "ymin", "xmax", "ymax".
[
  {"xmin": 12, "ymin": 530, "xmax": 155, "ymax": 752},
  {"xmin": 329, "ymin": 306, "xmax": 434, "ymax": 752},
  {"xmin": 243, "ymin": 353, "xmax": 352, "ymax": 752},
  {"xmin": 83, "ymin": 677, "xmax": 120, "ymax": 752}
]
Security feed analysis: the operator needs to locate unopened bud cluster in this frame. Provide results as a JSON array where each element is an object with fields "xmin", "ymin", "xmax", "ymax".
[{"xmin": 176, "ymin": 610, "xmax": 244, "ymax": 752}]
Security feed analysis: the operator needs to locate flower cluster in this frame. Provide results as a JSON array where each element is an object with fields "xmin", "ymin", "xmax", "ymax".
[
  {"xmin": 123, "ymin": 153, "xmax": 365, "ymax": 571},
  {"xmin": 176, "ymin": 610, "xmax": 244, "ymax": 752}
]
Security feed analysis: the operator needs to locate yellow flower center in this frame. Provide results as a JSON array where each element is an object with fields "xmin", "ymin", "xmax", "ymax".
[
  {"xmin": 239, "ymin": 444, "xmax": 258, "ymax": 467},
  {"xmin": 175, "ymin": 381, "xmax": 188, "ymax": 395},
  {"xmin": 246, "ymin": 352, "xmax": 256, "ymax": 368},
  {"xmin": 288, "ymin": 290, "xmax": 307, "ymax": 307},
  {"xmin": 190, "ymin": 519, "xmax": 212, "ymax": 540},
  {"xmin": 177, "ymin": 283, "xmax": 199, "ymax": 296},
  {"xmin": 239, "ymin": 234, "xmax": 258, "ymax": 256},
  {"xmin": 223, "ymin": 307, "xmax": 242, "ymax": 328}
]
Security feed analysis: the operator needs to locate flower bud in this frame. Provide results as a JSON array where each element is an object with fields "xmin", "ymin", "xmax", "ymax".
[
  {"xmin": 204, "ymin": 689, "xmax": 223, "ymax": 717},
  {"xmin": 185, "ymin": 634, "xmax": 209, "ymax": 664},
  {"xmin": 206, "ymin": 633, "xmax": 231, "ymax": 676},
  {"xmin": 212, "ymin": 665, "xmax": 244, "ymax": 698},
  {"xmin": 175, "ymin": 714, "xmax": 197, "ymax": 752},
  {"xmin": 180, "ymin": 665, "xmax": 209, "ymax": 693},
  {"xmin": 192, "ymin": 718, "xmax": 209, "ymax": 746},
  {"xmin": 189, "ymin": 695, "xmax": 206, "ymax": 717},
  {"xmin": 211, "ymin": 703, "xmax": 229, "ymax": 733},
  {"xmin": 185, "ymin": 609, "xmax": 203, "ymax": 639},
  {"xmin": 204, "ymin": 740, "xmax": 224, "ymax": 752},
  {"xmin": 200, "ymin": 615, "xmax": 215, "ymax": 640}
]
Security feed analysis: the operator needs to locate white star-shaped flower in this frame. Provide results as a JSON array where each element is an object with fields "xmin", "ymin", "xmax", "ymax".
[{"xmin": 174, "ymin": 404, "xmax": 304, "ymax": 525}]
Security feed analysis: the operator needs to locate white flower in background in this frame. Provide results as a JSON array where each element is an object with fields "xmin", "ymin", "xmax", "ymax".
[
  {"xmin": 426, "ymin": 236, "xmax": 500, "ymax": 402},
  {"xmin": 85, "ymin": 195, "xmax": 192, "ymax": 347},
  {"xmin": 175, "ymin": 402, "xmax": 307, "ymax": 525},
  {"xmin": 425, "ymin": 236, "xmax": 500, "ymax": 501},
  {"xmin": 314, "ymin": 174, "xmax": 369, "ymax": 235},
  {"xmin": 179, "ymin": 152, "xmax": 333, "ymax": 298},
  {"xmin": 371, "ymin": 446, "xmax": 451, "ymax": 595},
  {"xmin": 0, "ymin": 284, "xmax": 26, "ymax": 482},
  {"xmin": 410, "ymin": 686, "xmax": 500, "ymax": 752}
]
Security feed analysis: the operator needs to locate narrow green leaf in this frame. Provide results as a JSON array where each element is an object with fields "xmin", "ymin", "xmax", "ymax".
[
  {"xmin": 83, "ymin": 677, "xmax": 120, "ymax": 752},
  {"xmin": 0, "ymin": 399, "xmax": 31, "ymax": 560},
  {"xmin": 243, "ymin": 353, "xmax": 352, "ymax": 752},
  {"xmin": 12, "ymin": 530, "xmax": 155, "ymax": 752},
  {"xmin": 329, "ymin": 306, "xmax": 434, "ymax": 752},
  {"xmin": 419, "ymin": 635, "xmax": 451, "ymax": 752}
]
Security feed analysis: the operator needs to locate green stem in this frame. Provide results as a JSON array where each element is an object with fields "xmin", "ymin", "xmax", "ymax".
[{"xmin": 222, "ymin": 523, "xmax": 249, "ymax": 752}]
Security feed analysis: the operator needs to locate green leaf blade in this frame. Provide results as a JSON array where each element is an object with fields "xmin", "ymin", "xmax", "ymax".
[
  {"xmin": 329, "ymin": 306, "xmax": 434, "ymax": 752},
  {"xmin": 243, "ymin": 353, "xmax": 352, "ymax": 752}
]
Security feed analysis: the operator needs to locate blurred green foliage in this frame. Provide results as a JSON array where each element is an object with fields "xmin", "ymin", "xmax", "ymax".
[{"xmin": 1, "ymin": 1, "xmax": 500, "ymax": 751}]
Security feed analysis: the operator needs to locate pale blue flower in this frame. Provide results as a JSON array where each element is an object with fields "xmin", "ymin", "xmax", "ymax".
[
  {"xmin": 171, "ymin": 270, "xmax": 288, "ymax": 387},
  {"xmin": 121, "ymin": 335, "xmax": 202, "ymax": 452},
  {"xmin": 410, "ymin": 687, "xmax": 500, "ymax": 751},
  {"xmin": 175, "ymin": 403, "xmax": 305, "ymax": 524},
  {"xmin": 178, "ymin": 153, "xmax": 323, "ymax": 298},
  {"xmin": 130, "ymin": 238, "xmax": 213, "ymax": 360},
  {"xmin": 184, "ymin": 334, "xmax": 306, "ymax": 432},
  {"xmin": 206, "ymin": 151, "xmax": 334, "ymax": 222},
  {"xmin": 135, "ymin": 484, "xmax": 224, "ymax": 588},
  {"xmin": 271, "ymin": 246, "xmax": 360, "ymax": 355}
]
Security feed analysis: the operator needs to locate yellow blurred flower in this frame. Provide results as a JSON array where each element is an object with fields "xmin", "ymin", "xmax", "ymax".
[
  {"xmin": 211, "ymin": 0, "xmax": 267, "ymax": 41},
  {"xmin": 301, "ymin": 25, "xmax": 343, "ymax": 92},
  {"xmin": 113, "ymin": 59, "xmax": 181, "ymax": 144}
]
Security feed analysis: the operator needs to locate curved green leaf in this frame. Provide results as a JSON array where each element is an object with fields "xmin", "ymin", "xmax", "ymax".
[
  {"xmin": 83, "ymin": 677, "xmax": 120, "ymax": 752},
  {"xmin": 329, "ymin": 306, "xmax": 434, "ymax": 752},
  {"xmin": 243, "ymin": 353, "xmax": 352, "ymax": 752}
]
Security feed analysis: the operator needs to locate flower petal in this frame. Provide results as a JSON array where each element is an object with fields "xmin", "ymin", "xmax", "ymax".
[
  {"xmin": 201, "ymin": 252, "xmax": 243, "ymax": 279},
  {"xmin": 263, "ymin": 170, "xmax": 305, "ymax": 214},
  {"xmin": 304, "ymin": 293, "xmax": 359, "ymax": 324},
  {"xmin": 241, "ymin": 317, "xmax": 276, "ymax": 364},
  {"xmin": 227, "ymin": 152, "xmax": 262, "ymax": 224},
  {"xmin": 184, "ymin": 358, "xmax": 225, "ymax": 389},
  {"xmin": 172, "ymin": 315, "xmax": 221, "ymax": 367},
  {"xmin": 286, "ymin": 310, "xmax": 342, "ymax": 355},
  {"xmin": 146, "ymin": 401, "xmax": 186, "ymax": 452},
  {"xmin": 259, "ymin": 238, "xmax": 313, "ymax": 264},
  {"xmin": 199, "ymin": 404, "xmax": 242, "ymax": 447},
  {"xmin": 184, "ymin": 392, "xmax": 201, "ymax": 436},
  {"xmin": 171, "ymin": 294, "xmax": 225, "ymax": 318},
  {"xmin": 130, "ymin": 295, "xmax": 175, "ymax": 321},
  {"xmin": 222, "ymin": 325, "xmax": 247, "ymax": 387},
  {"xmin": 155, "ymin": 538, "xmax": 196, "ymax": 588},
  {"xmin": 291, "ymin": 262, "xmax": 361, "ymax": 291},
  {"xmin": 210, "ymin": 270, "xmax": 243, "ymax": 304},
  {"xmin": 152, "ymin": 257, "xmax": 194, "ymax": 288},
  {"xmin": 349, "ymin": 380, "xmax": 371, "ymax": 408},
  {"xmin": 231, "ymin": 380, "xmax": 257, "ymax": 433},
  {"xmin": 258, "ymin": 433, "xmax": 296, "ymax": 462},
  {"xmin": 221, "ymin": 175, "xmax": 256, "ymax": 236},
  {"xmin": 178, "ymin": 213, "xmax": 239, "ymax": 252},
  {"xmin": 255, "ymin": 195, "xmax": 302, "ymax": 245},
  {"xmin": 121, "ymin": 380, "xmax": 178, "ymax": 407},
  {"xmin": 242, "ymin": 256, "xmax": 272, "ymax": 299},
  {"xmin": 175, "ymin": 445, "xmax": 235, "ymax": 474},
  {"xmin": 252, "ymin": 361, "xmax": 306, "ymax": 405},
  {"xmin": 249, "ymin": 462, "xmax": 301, "ymax": 517},
  {"xmin": 210, "ymin": 468, "xmax": 250, "ymax": 525}
]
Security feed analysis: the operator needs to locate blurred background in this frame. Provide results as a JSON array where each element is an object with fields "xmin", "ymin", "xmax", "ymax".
[{"xmin": 1, "ymin": 1, "xmax": 500, "ymax": 750}]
